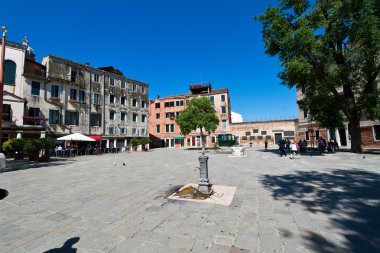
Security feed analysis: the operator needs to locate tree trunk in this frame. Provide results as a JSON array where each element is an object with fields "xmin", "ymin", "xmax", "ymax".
[
  {"xmin": 348, "ymin": 115, "xmax": 362, "ymax": 153},
  {"xmin": 200, "ymin": 128, "xmax": 205, "ymax": 152}
]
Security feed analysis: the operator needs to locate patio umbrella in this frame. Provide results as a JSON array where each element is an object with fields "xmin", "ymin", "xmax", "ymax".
[{"xmin": 57, "ymin": 133, "xmax": 95, "ymax": 141}]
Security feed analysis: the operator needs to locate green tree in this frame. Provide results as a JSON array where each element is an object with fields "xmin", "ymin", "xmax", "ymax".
[
  {"xmin": 176, "ymin": 97, "xmax": 219, "ymax": 151},
  {"xmin": 257, "ymin": 0, "xmax": 380, "ymax": 153}
]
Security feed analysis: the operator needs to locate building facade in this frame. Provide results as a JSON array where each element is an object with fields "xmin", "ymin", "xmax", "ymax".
[
  {"xmin": 40, "ymin": 55, "xmax": 149, "ymax": 148},
  {"xmin": 296, "ymin": 86, "xmax": 380, "ymax": 149},
  {"xmin": 148, "ymin": 83, "xmax": 231, "ymax": 148},
  {"xmin": 1, "ymin": 37, "xmax": 48, "ymax": 143},
  {"xmin": 230, "ymin": 119, "xmax": 298, "ymax": 147}
]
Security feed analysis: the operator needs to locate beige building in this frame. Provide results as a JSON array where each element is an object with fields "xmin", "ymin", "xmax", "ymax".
[
  {"xmin": 230, "ymin": 119, "xmax": 298, "ymax": 147},
  {"xmin": 40, "ymin": 55, "xmax": 149, "ymax": 149}
]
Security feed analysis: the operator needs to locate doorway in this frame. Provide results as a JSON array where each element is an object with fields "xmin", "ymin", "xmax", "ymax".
[
  {"xmin": 338, "ymin": 128, "xmax": 347, "ymax": 146},
  {"xmin": 274, "ymin": 133, "xmax": 282, "ymax": 145}
]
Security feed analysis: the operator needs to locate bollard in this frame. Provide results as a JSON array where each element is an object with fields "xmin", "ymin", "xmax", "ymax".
[{"xmin": 198, "ymin": 152, "xmax": 212, "ymax": 194}]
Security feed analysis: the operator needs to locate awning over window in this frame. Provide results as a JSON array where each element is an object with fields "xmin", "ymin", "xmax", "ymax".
[
  {"xmin": 88, "ymin": 135, "xmax": 102, "ymax": 141},
  {"xmin": 173, "ymin": 136, "xmax": 184, "ymax": 140}
]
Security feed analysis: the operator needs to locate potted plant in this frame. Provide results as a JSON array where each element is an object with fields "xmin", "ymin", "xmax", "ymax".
[
  {"xmin": 130, "ymin": 138, "xmax": 139, "ymax": 151},
  {"xmin": 24, "ymin": 138, "xmax": 54, "ymax": 162},
  {"xmin": 139, "ymin": 138, "xmax": 150, "ymax": 151},
  {"xmin": 24, "ymin": 139, "xmax": 40, "ymax": 161},
  {"xmin": 2, "ymin": 138, "xmax": 26, "ymax": 159}
]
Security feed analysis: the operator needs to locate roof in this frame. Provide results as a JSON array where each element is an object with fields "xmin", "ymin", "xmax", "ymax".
[
  {"xmin": 45, "ymin": 55, "xmax": 149, "ymax": 86},
  {"xmin": 155, "ymin": 88, "xmax": 229, "ymax": 101}
]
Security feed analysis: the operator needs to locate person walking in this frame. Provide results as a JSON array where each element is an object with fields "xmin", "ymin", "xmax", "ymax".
[
  {"xmin": 264, "ymin": 139, "xmax": 268, "ymax": 150},
  {"xmin": 279, "ymin": 138, "xmax": 287, "ymax": 157},
  {"xmin": 290, "ymin": 140, "xmax": 300, "ymax": 159}
]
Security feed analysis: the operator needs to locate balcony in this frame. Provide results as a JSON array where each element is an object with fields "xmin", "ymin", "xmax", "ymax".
[
  {"xmin": 23, "ymin": 116, "xmax": 47, "ymax": 126},
  {"xmin": 50, "ymin": 97, "xmax": 61, "ymax": 103},
  {"xmin": 69, "ymin": 99, "xmax": 80, "ymax": 104}
]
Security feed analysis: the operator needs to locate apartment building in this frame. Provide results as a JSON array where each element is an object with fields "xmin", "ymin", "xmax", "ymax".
[
  {"xmin": 40, "ymin": 55, "xmax": 149, "ymax": 149},
  {"xmin": 148, "ymin": 83, "xmax": 231, "ymax": 148},
  {"xmin": 296, "ymin": 86, "xmax": 380, "ymax": 148},
  {"xmin": 1, "ymin": 37, "xmax": 48, "ymax": 143}
]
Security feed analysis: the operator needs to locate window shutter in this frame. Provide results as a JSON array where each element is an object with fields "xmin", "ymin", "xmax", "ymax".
[{"xmin": 4, "ymin": 60, "xmax": 16, "ymax": 85}]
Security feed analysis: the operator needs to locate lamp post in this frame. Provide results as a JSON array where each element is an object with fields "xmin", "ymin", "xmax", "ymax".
[{"xmin": 0, "ymin": 26, "xmax": 7, "ymax": 152}]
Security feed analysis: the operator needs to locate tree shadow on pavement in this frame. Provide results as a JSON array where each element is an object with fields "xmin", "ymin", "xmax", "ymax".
[
  {"xmin": 43, "ymin": 237, "xmax": 80, "ymax": 253},
  {"xmin": 261, "ymin": 169, "xmax": 380, "ymax": 253}
]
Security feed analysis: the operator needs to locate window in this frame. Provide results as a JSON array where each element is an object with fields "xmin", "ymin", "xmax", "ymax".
[
  {"xmin": 31, "ymin": 81, "xmax": 40, "ymax": 96},
  {"xmin": 110, "ymin": 111, "xmax": 115, "ymax": 120},
  {"xmin": 132, "ymin": 99, "xmax": 137, "ymax": 107},
  {"xmin": 4, "ymin": 60, "xmax": 16, "ymax": 85},
  {"xmin": 90, "ymin": 113, "xmax": 101, "ymax": 127},
  {"xmin": 303, "ymin": 110, "xmax": 308, "ymax": 118},
  {"xmin": 176, "ymin": 111, "xmax": 180, "ymax": 118},
  {"xmin": 49, "ymin": 110, "xmax": 60, "ymax": 125},
  {"xmin": 261, "ymin": 131, "xmax": 267, "ymax": 135},
  {"xmin": 166, "ymin": 124, "xmax": 174, "ymax": 132},
  {"xmin": 141, "ymin": 86, "xmax": 146, "ymax": 93},
  {"xmin": 70, "ymin": 89, "xmax": 77, "ymax": 100},
  {"xmin": 119, "ymin": 96, "xmax": 125, "ymax": 105},
  {"xmin": 2, "ymin": 104, "xmax": 11, "ymax": 121},
  {"xmin": 222, "ymin": 120, "xmax": 227, "ymax": 130},
  {"xmin": 180, "ymin": 100, "xmax": 184, "ymax": 106},
  {"xmin": 257, "ymin": 136, "xmax": 263, "ymax": 140},
  {"xmin": 110, "ymin": 95, "xmax": 115, "ymax": 104},
  {"xmin": 121, "ymin": 112, "xmax": 126, "ymax": 121},
  {"xmin": 265, "ymin": 135, "xmax": 272, "ymax": 140},
  {"xmin": 156, "ymin": 113, "xmax": 160, "ymax": 119},
  {"xmin": 120, "ymin": 127, "xmax": 125, "ymax": 135},
  {"xmin": 221, "ymin": 94, "xmax": 226, "ymax": 102},
  {"xmin": 141, "ymin": 115, "xmax": 146, "ymax": 123},
  {"xmin": 315, "ymin": 130, "xmax": 320, "ymax": 140},
  {"xmin": 176, "ymin": 101, "xmax": 180, "ymax": 106},
  {"xmin": 132, "ymin": 128, "xmax": 137, "ymax": 135},
  {"xmin": 51, "ymin": 85, "xmax": 59, "ymax": 97},
  {"xmin": 109, "ymin": 127, "xmax": 115, "ymax": 135},
  {"xmin": 211, "ymin": 136, "xmax": 215, "ymax": 143},
  {"xmin": 93, "ymin": 93, "xmax": 100, "ymax": 104},
  {"xmin": 121, "ymin": 80, "xmax": 126, "ymax": 89},
  {"xmin": 164, "ymin": 101, "xmax": 174, "ymax": 107},
  {"xmin": 166, "ymin": 112, "xmax": 175, "ymax": 118},
  {"xmin": 132, "ymin": 84, "xmax": 137, "ymax": 91},
  {"xmin": 253, "ymin": 129, "xmax": 259, "ymax": 134},
  {"xmin": 79, "ymin": 90, "xmax": 85, "ymax": 102},
  {"xmin": 141, "ymin": 128, "xmax": 146, "ymax": 135},
  {"xmin": 246, "ymin": 131, "xmax": 251, "ymax": 136},
  {"xmin": 110, "ymin": 78, "xmax": 114, "ymax": 86},
  {"xmin": 305, "ymin": 131, "xmax": 310, "ymax": 141},
  {"xmin": 94, "ymin": 74, "xmax": 100, "ymax": 82},
  {"xmin": 374, "ymin": 125, "xmax": 380, "ymax": 141},
  {"xmin": 221, "ymin": 106, "xmax": 226, "ymax": 114},
  {"xmin": 28, "ymin": 107, "xmax": 40, "ymax": 117},
  {"xmin": 284, "ymin": 131, "xmax": 295, "ymax": 137},
  {"xmin": 132, "ymin": 113, "xmax": 138, "ymax": 122},
  {"xmin": 65, "ymin": 111, "xmax": 79, "ymax": 125},
  {"xmin": 156, "ymin": 125, "xmax": 161, "ymax": 133},
  {"xmin": 155, "ymin": 103, "xmax": 160, "ymax": 109},
  {"xmin": 210, "ymin": 96, "xmax": 214, "ymax": 103},
  {"xmin": 71, "ymin": 69, "xmax": 77, "ymax": 82},
  {"xmin": 250, "ymin": 136, "xmax": 255, "ymax": 140},
  {"xmin": 242, "ymin": 136, "xmax": 248, "ymax": 140},
  {"xmin": 142, "ymin": 101, "xmax": 146, "ymax": 108}
]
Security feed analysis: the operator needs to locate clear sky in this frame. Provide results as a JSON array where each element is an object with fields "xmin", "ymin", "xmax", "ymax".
[{"xmin": 1, "ymin": 0, "xmax": 298, "ymax": 121}]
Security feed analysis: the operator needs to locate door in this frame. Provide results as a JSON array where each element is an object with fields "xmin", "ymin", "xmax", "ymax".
[
  {"xmin": 192, "ymin": 137, "xmax": 196, "ymax": 146},
  {"xmin": 274, "ymin": 133, "xmax": 282, "ymax": 145},
  {"xmin": 338, "ymin": 128, "xmax": 347, "ymax": 146}
]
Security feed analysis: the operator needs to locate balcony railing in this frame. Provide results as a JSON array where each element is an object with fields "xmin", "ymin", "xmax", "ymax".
[
  {"xmin": 50, "ymin": 97, "xmax": 61, "ymax": 103},
  {"xmin": 23, "ymin": 116, "xmax": 47, "ymax": 126}
]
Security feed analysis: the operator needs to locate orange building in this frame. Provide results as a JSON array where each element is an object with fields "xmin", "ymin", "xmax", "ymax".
[{"xmin": 148, "ymin": 83, "xmax": 231, "ymax": 148}]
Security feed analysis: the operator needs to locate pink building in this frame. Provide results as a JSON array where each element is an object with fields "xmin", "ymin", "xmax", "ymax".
[{"xmin": 148, "ymin": 83, "xmax": 231, "ymax": 148}]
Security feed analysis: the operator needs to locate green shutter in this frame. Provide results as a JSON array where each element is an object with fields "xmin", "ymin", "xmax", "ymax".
[{"xmin": 4, "ymin": 60, "xmax": 16, "ymax": 85}]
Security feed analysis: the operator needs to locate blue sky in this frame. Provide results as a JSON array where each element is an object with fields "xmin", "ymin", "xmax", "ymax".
[{"xmin": 2, "ymin": 0, "xmax": 297, "ymax": 121}]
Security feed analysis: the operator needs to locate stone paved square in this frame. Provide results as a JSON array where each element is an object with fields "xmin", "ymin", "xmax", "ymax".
[{"xmin": 0, "ymin": 148, "xmax": 379, "ymax": 253}]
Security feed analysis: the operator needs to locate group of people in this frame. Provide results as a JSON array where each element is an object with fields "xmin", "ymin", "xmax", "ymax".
[{"xmin": 278, "ymin": 137, "xmax": 339, "ymax": 158}]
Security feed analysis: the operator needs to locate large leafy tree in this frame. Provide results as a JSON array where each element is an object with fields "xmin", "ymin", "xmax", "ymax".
[
  {"xmin": 176, "ymin": 97, "xmax": 219, "ymax": 151},
  {"xmin": 257, "ymin": 0, "xmax": 380, "ymax": 153}
]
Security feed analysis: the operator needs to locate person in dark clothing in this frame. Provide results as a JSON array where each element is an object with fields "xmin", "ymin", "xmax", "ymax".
[
  {"xmin": 285, "ymin": 139, "xmax": 291, "ymax": 154},
  {"xmin": 279, "ymin": 139, "xmax": 287, "ymax": 157},
  {"xmin": 264, "ymin": 139, "xmax": 268, "ymax": 150}
]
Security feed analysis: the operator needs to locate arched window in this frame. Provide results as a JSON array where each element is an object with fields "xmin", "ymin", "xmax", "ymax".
[{"xmin": 4, "ymin": 60, "xmax": 16, "ymax": 85}]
